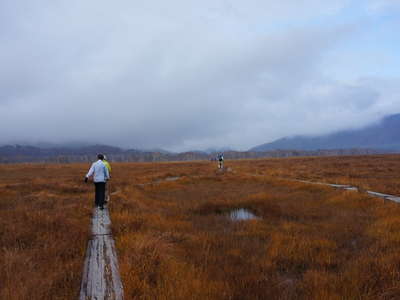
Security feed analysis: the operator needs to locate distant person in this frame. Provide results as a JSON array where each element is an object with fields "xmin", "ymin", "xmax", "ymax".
[
  {"xmin": 103, "ymin": 155, "xmax": 112, "ymax": 204},
  {"xmin": 84, "ymin": 154, "xmax": 110, "ymax": 210},
  {"xmin": 218, "ymin": 153, "xmax": 224, "ymax": 169},
  {"xmin": 103, "ymin": 155, "xmax": 112, "ymax": 174}
]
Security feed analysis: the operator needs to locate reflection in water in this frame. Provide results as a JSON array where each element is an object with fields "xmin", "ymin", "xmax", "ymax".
[
  {"xmin": 229, "ymin": 208, "xmax": 259, "ymax": 221},
  {"xmin": 165, "ymin": 176, "xmax": 181, "ymax": 181}
]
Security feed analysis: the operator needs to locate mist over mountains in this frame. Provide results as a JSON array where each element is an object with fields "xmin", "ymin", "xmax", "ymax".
[
  {"xmin": 251, "ymin": 114, "xmax": 400, "ymax": 152},
  {"xmin": 1, "ymin": 114, "xmax": 399, "ymax": 163},
  {"xmin": 0, "ymin": 144, "xmax": 383, "ymax": 163}
]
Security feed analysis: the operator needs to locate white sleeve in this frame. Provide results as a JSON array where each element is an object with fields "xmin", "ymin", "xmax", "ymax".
[{"xmin": 86, "ymin": 163, "xmax": 95, "ymax": 178}]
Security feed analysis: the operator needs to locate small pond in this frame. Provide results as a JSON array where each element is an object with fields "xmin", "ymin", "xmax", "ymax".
[
  {"xmin": 164, "ymin": 176, "xmax": 181, "ymax": 182},
  {"xmin": 229, "ymin": 208, "xmax": 260, "ymax": 221}
]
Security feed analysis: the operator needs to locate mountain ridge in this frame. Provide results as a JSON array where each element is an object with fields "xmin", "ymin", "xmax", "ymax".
[
  {"xmin": 250, "ymin": 114, "xmax": 400, "ymax": 152},
  {"xmin": 0, "ymin": 144, "xmax": 386, "ymax": 163}
]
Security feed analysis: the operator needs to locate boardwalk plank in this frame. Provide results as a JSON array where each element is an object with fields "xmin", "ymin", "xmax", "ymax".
[{"xmin": 80, "ymin": 206, "xmax": 124, "ymax": 300}]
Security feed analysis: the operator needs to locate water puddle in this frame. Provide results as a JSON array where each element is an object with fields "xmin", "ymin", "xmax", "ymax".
[
  {"xmin": 151, "ymin": 176, "xmax": 181, "ymax": 185},
  {"xmin": 229, "ymin": 208, "xmax": 260, "ymax": 221},
  {"xmin": 164, "ymin": 176, "xmax": 181, "ymax": 182}
]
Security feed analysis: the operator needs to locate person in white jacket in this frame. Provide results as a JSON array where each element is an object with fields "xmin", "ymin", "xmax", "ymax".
[
  {"xmin": 218, "ymin": 153, "xmax": 224, "ymax": 169},
  {"xmin": 84, "ymin": 154, "xmax": 110, "ymax": 210}
]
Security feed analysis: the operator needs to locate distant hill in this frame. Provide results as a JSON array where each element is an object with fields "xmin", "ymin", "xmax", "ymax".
[
  {"xmin": 204, "ymin": 147, "xmax": 234, "ymax": 154},
  {"xmin": 250, "ymin": 114, "xmax": 400, "ymax": 152},
  {"xmin": 0, "ymin": 144, "xmax": 385, "ymax": 163},
  {"xmin": 0, "ymin": 144, "xmax": 145, "ymax": 163}
]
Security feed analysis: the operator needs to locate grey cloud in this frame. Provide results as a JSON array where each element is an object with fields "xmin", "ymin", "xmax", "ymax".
[
  {"xmin": 1, "ymin": 1, "xmax": 399, "ymax": 151},
  {"xmin": 366, "ymin": 0, "xmax": 400, "ymax": 13}
]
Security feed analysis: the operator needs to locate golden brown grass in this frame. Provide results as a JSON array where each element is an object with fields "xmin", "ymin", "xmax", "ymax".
[
  {"xmin": 0, "ymin": 164, "xmax": 92, "ymax": 299},
  {"xmin": 229, "ymin": 154, "xmax": 400, "ymax": 195},
  {"xmin": 2, "ymin": 155, "xmax": 400, "ymax": 299},
  {"xmin": 109, "ymin": 157, "xmax": 400, "ymax": 299}
]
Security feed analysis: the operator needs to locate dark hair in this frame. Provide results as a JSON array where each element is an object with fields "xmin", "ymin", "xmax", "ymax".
[{"xmin": 97, "ymin": 154, "xmax": 104, "ymax": 160}]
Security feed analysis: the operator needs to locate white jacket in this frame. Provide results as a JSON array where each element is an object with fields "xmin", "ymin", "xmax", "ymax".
[{"xmin": 86, "ymin": 160, "xmax": 110, "ymax": 183}]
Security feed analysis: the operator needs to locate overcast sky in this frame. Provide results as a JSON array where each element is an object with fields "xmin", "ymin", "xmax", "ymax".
[{"xmin": 1, "ymin": 0, "xmax": 399, "ymax": 151}]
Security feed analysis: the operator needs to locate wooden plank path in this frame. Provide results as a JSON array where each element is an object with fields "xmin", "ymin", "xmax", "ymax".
[
  {"xmin": 366, "ymin": 190, "xmax": 400, "ymax": 203},
  {"xmin": 295, "ymin": 179, "xmax": 358, "ymax": 191},
  {"xmin": 79, "ymin": 203, "xmax": 124, "ymax": 300},
  {"xmin": 294, "ymin": 179, "xmax": 400, "ymax": 203},
  {"xmin": 248, "ymin": 173, "xmax": 400, "ymax": 204}
]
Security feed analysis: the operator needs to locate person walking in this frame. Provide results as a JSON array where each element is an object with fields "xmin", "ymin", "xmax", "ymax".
[
  {"xmin": 103, "ymin": 155, "xmax": 112, "ymax": 204},
  {"xmin": 84, "ymin": 154, "xmax": 110, "ymax": 210},
  {"xmin": 218, "ymin": 153, "xmax": 224, "ymax": 169},
  {"xmin": 103, "ymin": 155, "xmax": 112, "ymax": 174}
]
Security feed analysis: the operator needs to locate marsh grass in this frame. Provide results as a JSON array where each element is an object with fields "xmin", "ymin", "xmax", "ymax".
[
  {"xmin": 0, "ymin": 164, "xmax": 91, "ymax": 299},
  {"xmin": 109, "ymin": 157, "xmax": 400, "ymax": 299},
  {"xmin": 2, "ymin": 155, "xmax": 400, "ymax": 299},
  {"xmin": 230, "ymin": 154, "xmax": 400, "ymax": 195}
]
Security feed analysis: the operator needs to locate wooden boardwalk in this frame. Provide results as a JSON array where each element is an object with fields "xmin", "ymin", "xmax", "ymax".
[
  {"xmin": 295, "ymin": 179, "xmax": 400, "ymax": 203},
  {"xmin": 80, "ymin": 204, "xmax": 124, "ymax": 300},
  {"xmin": 249, "ymin": 173, "xmax": 400, "ymax": 204}
]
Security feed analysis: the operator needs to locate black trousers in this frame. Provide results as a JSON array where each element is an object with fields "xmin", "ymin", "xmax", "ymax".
[{"xmin": 94, "ymin": 182, "xmax": 106, "ymax": 207}]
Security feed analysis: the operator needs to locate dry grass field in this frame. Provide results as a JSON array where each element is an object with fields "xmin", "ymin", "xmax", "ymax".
[
  {"xmin": 0, "ymin": 164, "xmax": 92, "ymax": 299},
  {"xmin": 230, "ymin": 154, "xmax": 400, "ymax": 195},
  {"xmin": 1, "ymin": 154, "xmax": 400, "ymax": 299}
]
